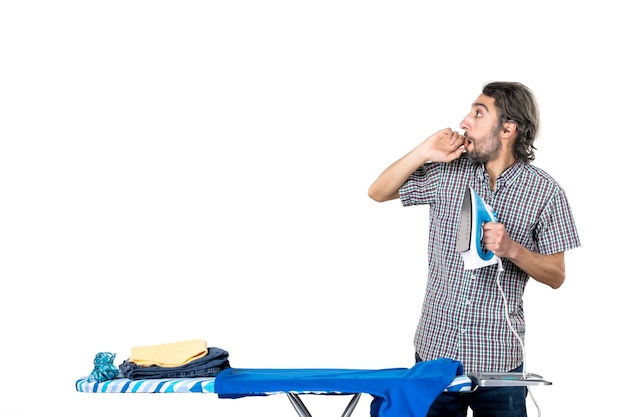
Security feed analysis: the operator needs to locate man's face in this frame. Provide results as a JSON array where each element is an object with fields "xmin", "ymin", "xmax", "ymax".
[{"xmin": 459, "ymin": 94, "xmax": 502, "ymax": 163}]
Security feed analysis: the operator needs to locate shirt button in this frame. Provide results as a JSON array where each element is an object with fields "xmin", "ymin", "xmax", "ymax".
[
  {"xmin": 466, "ymin": 299, "xmax": 472, "ymax": 305},
  {"xmin": 460, "ymin": 328, "xmax": 466, "ymax": 334}
]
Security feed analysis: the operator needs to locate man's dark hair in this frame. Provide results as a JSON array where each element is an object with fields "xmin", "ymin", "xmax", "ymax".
[{"xmin": 483, "ymin": 81, "xmax": 540, "ymax": 163}]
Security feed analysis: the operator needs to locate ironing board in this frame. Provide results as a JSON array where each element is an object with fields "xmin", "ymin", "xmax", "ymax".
[
  {"xmin": 75, "ymin": 360, "xmax": 551, "ymax": 417},
  {"xmin": 75, "ymin": 375, "xmax": 473, "ymax": 417},
  {"xmin": 77, "ymin": 358, "xmax": 471, "ymax": 417}
]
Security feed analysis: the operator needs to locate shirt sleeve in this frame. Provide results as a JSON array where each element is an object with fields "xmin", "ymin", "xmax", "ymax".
[
  {"xmin": 536, "ymin": 188, "xmax": 581, "ymax": 254},
  {"xmin": 399, "ymin": 162, "xmax": 441, "ymax": 207}
]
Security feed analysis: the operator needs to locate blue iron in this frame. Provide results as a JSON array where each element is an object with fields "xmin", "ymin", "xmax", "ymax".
[{"xmin": 456, "ymin": 186, "xmax": 500, "ymax": 270}]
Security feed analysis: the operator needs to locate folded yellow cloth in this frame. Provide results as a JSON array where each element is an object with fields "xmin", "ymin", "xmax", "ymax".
[{"xmin": 129, "ymin": 339, "xmax": 208, "ymax": 367}]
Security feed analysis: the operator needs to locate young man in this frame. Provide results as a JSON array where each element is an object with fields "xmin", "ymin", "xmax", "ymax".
[{"xmin": 368, "ymin": 82, "xmax": 580, "ymax": 417}]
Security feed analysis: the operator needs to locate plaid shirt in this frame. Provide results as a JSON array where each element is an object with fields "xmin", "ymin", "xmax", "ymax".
[{"xmin": 399, "ymin": 153, "xmax": 580, "ymax": 373}]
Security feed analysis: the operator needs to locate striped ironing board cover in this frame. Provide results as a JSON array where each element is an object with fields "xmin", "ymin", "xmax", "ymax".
[{"xmin": 75, "ymin": 374, "xmax": 472, "ymax": 394}]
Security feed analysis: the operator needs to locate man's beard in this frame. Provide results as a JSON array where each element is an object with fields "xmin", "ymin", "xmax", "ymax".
[{"xmin": 465, "ymin": 129, "xmax": 502, "ymax": 163}]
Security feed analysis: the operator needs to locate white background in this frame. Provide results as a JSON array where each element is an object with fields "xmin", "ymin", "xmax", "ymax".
[{"xmin": 1, "ymin": 1, "xmax": 623, "ymax": 416}]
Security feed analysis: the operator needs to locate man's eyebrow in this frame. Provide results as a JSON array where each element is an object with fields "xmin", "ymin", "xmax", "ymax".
[{"xmin": 472, "ymin": 102, "xmax": 490, "ymax": 112}]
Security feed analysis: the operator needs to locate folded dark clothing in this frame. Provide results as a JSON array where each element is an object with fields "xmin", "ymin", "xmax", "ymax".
[{"xmin": 120, "ymin": 347, "xmax": 230, "ymax": 380}]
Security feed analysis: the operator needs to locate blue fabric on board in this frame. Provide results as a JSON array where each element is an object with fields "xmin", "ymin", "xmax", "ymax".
[{"xmin": 215, "ymin": 358, "xmax": 463, "ymax": 417}]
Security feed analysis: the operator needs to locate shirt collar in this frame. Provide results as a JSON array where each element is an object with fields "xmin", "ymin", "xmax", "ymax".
[{"xmin": 476, "ymin": 160, "xmax": 524, "ymax": 191}]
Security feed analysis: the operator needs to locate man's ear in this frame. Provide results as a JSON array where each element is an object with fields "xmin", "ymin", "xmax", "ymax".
[{"xmin": 502, "ymin": 121, "xmax": 517, "ymax": 138}]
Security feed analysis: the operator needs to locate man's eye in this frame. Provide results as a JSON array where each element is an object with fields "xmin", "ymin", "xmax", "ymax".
[{"xmin": 475, "ymin": 111, "xmax": 482, "ymax": 118}]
